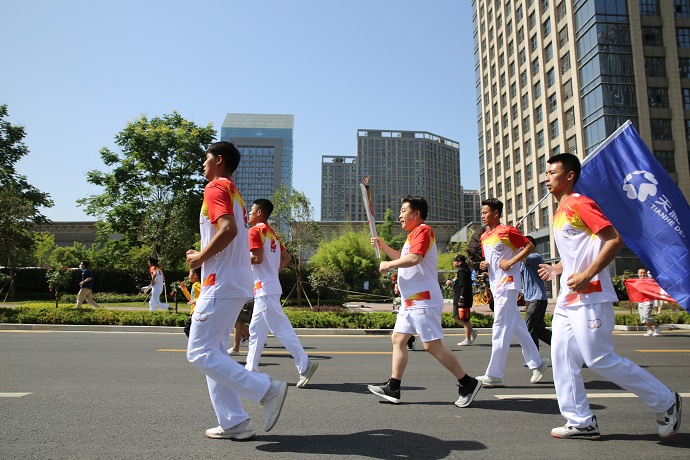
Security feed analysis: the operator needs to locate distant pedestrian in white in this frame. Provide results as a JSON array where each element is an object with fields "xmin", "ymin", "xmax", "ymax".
[{"xmin": 146, "ymin": 257, "xmax": 169, "ymax": 311}]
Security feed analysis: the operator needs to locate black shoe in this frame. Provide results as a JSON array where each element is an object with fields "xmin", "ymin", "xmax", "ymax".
[
  {"xmin": 367, "ymin": 380, "xmax": 401, "ymax": 404},
  {"xmin": 455, "ymin": 378, "xmax": 482, "ymax": 408},
  {"xmin": 407, "ymin": 336, "xmax": 416, "ymax": 351}
]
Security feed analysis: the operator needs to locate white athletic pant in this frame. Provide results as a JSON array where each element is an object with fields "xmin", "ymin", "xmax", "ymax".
[
  {"xmin": 485, "ymin": 289, "xmax": 543, "ymax": 378},
  {"xmin": 552, "ymin": 302, "xmax": 675, "ymax": 428},
  {"xmin": 187, "ymin": 297, "xmax": 271, "ymax": 429},
  {"xmin": 245, "ymin": 294, "xmax": 309, "ymax": 374},
  {"xmin": 149, "ymin": 286, "xmax": 168, "ymax": 311}
]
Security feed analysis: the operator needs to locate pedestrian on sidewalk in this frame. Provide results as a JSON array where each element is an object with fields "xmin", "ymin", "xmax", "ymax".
[
  {"xmin": 521, "ymin": 236, "xmax": 552, "ymax": 349},
  {"xmin": 75, "ymin": 260, "xmax": 101, "ymax": 309},
  {"xmin": 453, "ymin": 254, "xmax": 477, "ymax": 346}
]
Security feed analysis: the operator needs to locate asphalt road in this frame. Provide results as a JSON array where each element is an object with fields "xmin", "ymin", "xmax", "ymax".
[{"xmin": 1, "ymin": 328, "xmax": 689, "ymax": 459}]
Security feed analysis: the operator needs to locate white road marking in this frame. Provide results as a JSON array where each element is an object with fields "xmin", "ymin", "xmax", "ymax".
[
  {"xmin": 0, "ymin": 392, "xmax": 31, "ymax": 397},
  {"xmin": 493, "ymin": 392, "xmax": 690, "ymax": 400}
]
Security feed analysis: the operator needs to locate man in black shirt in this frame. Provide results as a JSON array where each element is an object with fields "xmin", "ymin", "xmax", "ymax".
[{"xmin": 453, "ymin": 254, "xmax": 477, "ymax": 346}]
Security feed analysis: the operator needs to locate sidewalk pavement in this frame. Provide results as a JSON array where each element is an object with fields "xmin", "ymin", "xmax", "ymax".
[{"xmin": 344, "ymin": 299, "xmax": 556, "ymax": 316}]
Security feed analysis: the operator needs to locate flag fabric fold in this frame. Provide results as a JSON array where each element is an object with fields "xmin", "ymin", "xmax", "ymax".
[
  {"xmin": 575, "ymin": 120, "xmax": 690, "ymax": 311},
  {"xmin": 624, "ymin": 278, "xmax": 677, "ymax": 304}
]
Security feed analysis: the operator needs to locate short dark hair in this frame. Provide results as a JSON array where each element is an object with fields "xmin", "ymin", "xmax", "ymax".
[
  {"xmin": 149, "ymin": 257, "xmax": 159, "ymax": 266},
  {"xmin": 481, "ymin": 197, "xmax": 503, "ymax": 217},
  {"xmin": 207, "ymin": 141, "xmax": 241, "ymax": 175},
  {"xmin": 401, "ymin": 195, "xmax": 428, "ymax": 220},
  {"xmin": 525, "ymin": 235, "xmax": 536, "ymax": 246},
  {"xmin": 80, "ymin": 260, "xmax": 89, "ymax": 267},
  {"xmin": 191, "ymin": 266, "xmax": 201, "ymax": 278},
  {"xmin": 253, "ymin": 198, "xmax": 274, "ymax": 219},
  {"xmin": 548, "ymin": 153, "xmax": 581, "ymax": 184},
  {"xmin": 454, "ymin": 254, "xmax": 466, "ymax": 263}
]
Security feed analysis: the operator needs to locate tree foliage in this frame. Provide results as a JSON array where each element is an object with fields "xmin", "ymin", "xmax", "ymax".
[
  {"xmin": 309, "ymin": 230, "xmax": 380, "ymax": 295},
  {"xmin": 78, "ymin": 112, "xmax": 215, "ymax": 268},
  {"xmin": 0, "ymin": 104, "xmax": 54, "ymax": 222},
  {"xmin": 269, "ymin": 185, "xmax": 321, "ymax": 307}
]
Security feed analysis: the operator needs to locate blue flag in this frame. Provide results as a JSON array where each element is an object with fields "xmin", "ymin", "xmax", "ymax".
[{"xmin": 575, "ymin": 120, "xmax": 690, "ymax": 311}]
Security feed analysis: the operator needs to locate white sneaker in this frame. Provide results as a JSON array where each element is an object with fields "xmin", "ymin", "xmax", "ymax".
[
  {"xmin": 458, "ymin": 329, "xmax": 479, "ymax": 346},
  {"xmin": 644, "ymin": 330, "xmax": 654, "ymax": 336},
  {"xmin": 551, "ymin": 415, "xmax": 601, "ymax": 440},
  {"xmin": 476, "ymin": 374, "xmax": 505, "ymax": 387},
  {"xmin": 228, "ymin": 348, "xmax": 239, "ymax": 355},
  {"xmin": 531, "ymin": 357, "xmax": 550, "ymax": 384},
  {"xmin": 261, "ymin": 380, "xmax": 288, "ymax": 431},
  {"xmin": 296, "ymin": 360, "xmax": 319, "ymax": 388},
  {"xmin": 653, "ymin": 325, "xmax": 662, "ymax": 336},
  {"xmin": 455, "ymin": 378, "xmax": 482, "ymax": 408},
  {"xmin": 205, "ymin": 420, "xmax": 256, "ymax": 440},
  {"xmin": 657, "ymin": 392, "xmax": 682, "ymax": 439},
  {"xmin": 458, "ymin": 339, "xmax": 473, "ymax": 346}
]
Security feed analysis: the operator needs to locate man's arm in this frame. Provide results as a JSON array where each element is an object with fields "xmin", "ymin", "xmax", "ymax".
[
  {"xmin": 566, "ymin": 225, "xmax": 623, "ymax": 292},
  {"xmin": 186, "ymin": 215, "xmax": 238, "ymax": 269},
  {"xmin": 499, "ymin": 241, "xmax": 535, "ymax": 271},
  {"xmin": 250, "ymin": 247, "xmax": 263, "ymax": 265},
  {"xmin": 379, "ymin": 253, "xmax": 423, "ymax": 273},
  {"xmin": 279, "ymin": 249, "xmax": 291, "ymax": 271}
]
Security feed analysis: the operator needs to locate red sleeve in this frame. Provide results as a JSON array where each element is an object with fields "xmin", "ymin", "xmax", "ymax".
[
  {"xmin": 578, "ymin": 196, "xmax": 612, "ymax": 235},
  {"xmin": 408, "ymin": 225, "xmax": 433, "ymax": 257},
  {"xmin": 248, "ymin": 226, "xmax": 264, "ymax": 251},
  {"xmin": 205, "ymin": 181, "xmax": 234, "ymax": 224},
  {"xmin": 507, "ymin": 226, "xmax": 529, "ymax": 249}
]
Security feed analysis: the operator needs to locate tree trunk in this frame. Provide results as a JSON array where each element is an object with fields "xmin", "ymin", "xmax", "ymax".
[{"xmin": 9, "ymin": 268, "xmax": 15, "ymax": 301}]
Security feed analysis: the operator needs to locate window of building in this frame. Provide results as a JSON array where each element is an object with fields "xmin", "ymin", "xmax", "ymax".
[
  {"xmin": 675, "ymin": 0, "xmax": 690, "ymax": 17},
  {"xmin": 522, "ymin": 92, "xmax": 529, "ymax": 110},
  {"xmin": 651, "ymin": 118, "xmax": 673, "ymax": 140},
  {"xmin": 546, "ymin": 68, "xmax": 555, "ymax": 88},
  {"xmin": 680, "ymin": 58, "xmax": 690, "ymax": 78},
  {"xmin": 517, "ymin": 193, "xmax": 523, "ymax": 211},
  {"xmin": 537, "ymin": 130, "xmax": 545, "ymax": 148},
  {"xmin": 643, "ymin": 27, "xmax": 663, "ymax": 46},
  {"xmin": 559, "ymin": 27, "xmax": 569, "ymax": 50},
  {"xmin": 528, "ymin": 187, "xmax": 534, "ymax": 205},
  {"xmin": 532, "ymin": 58, "xmax": 540, "ymax": 76},
  {"xmin": 511, "ymin": 82, "xmax": 517, "ymax": 98},
  {"xmin": 526, "ymin": 162, "xmax": 534, "ymax": 181},
  {"xmin": 509, "ymin": 61, "xmax": 516, "ymax": 77},
  {"xmin": 561, "ymin": 52, "xmax": 571, "ymax": 74},
  {"xmin": 685, "ymin": 119, "xmax": 690, "ymax": 140},
  {"xmin": 507, "ymin": 198, "xmax": 513, "ymax": 214},
  {"xmin": 523, "ymin": 114, "xmax": 531, "ymax": 133},
  {"xmin": 496, "ymin": 161, "xmax": 502, "ymax": 177},
  {"xmin": 530, "ymin": 34, "xmax": 538, "ymax": 52},
  {"xmin": 545, "ymin": 43, "xmax": 553, "ymax": 63},
  {"xmin": 514, "ymin": 125, "xmax": 521, "ymax": 141},
  {"xmin": 565, "ymin": 107, "xmax": 575, "ymax": 130},
  {"xmin": 534, "ymin": 81, "xmax": 542, "ymax": 100},
  {"xmin": 525, "ymin": 140, "xmax": 532, "ymax": 157},
  {"xmin": 543, "ymin": 17, "xmax": 552, "ymax": 37},
  {"xmin": 519, "ymin": 48, "xmax": 526, "ymax": 65},
  {"xmin": 535, "ymin": 105, "xmax": 543, "ymax": 123},
  {"xmin": 538, "ymin": 154, "xmax": 546, "ymax": 173},
  {"xmin": 557, "ymin": 1, "xmax": 567, "ymax": 22},
  {"xmin": 529, "ymin": 11, "xmax": 536, "ymax": 29},
  {"xmin": 640, "ymin": 0, "xmax": 660, "ymax": 16},
  {"xmin": 648, "ymin": 87, "xmax": 670, "ymax": 108},
  {"xmin": 506, "ymin": 176, "xmax": 512, "ymax": 192},
  {"xmin": 645, "ymin": 57, "xmax": 667, "ymax": 78},
  {"xmin": 498, "ymin": 183, "xmax": 503, "ymax": 198},
  {"xmin": 653, "ymin": 150, "xmax": 677, "ymax": 172},
  {"xmin": 516, "ymin": 169, "xmax": 523, "ymax": 187},
  {"xmin": 515, "ymin": 148, "xmax": 521, "ymax": 165},
  {"xmin": 684, "ymin": 88, "xmax": 690, "ymax": 109},
  {"xmin": 677, "ymin": 28, "xmax": 690, "ymax": 47},
  {"xmin": 540, "ymin": 207, "xmax": 550, "ymax": 228},
  {"xmin": 563, "ymin": 79, "xmax": 573, "ymax": 100},
  {"xmin": 520, "ymin": 70, "xmax": 528, "ymax": 87},
  {"xmin": 551, "ymin": 119, "xmax": 559, "ymax": 137},
  {"xmin": 518, "ymin": 26, "xmax": 524, "ymax": 43},
  {"xmin": 548, "ymin": 93, "xmax": 558, "ymax": 113}
]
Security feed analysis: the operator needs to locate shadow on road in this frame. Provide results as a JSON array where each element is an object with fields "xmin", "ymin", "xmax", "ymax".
[{"xmin": 256, "ymin": 429, "xmax": 486, "ymax": 458}]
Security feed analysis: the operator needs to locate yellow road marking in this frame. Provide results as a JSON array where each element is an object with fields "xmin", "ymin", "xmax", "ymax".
[
  {"xmin": 635, "ymin": 350, "xmax": 690, "ymax": 353},
  {"xmin": 158, "ymin": 349, "xmax": 392, "ymax": 355}
]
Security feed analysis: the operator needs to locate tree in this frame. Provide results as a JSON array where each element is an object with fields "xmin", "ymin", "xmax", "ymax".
[
  {"xmin": 78, "ymin": 112, "xmax": 216, "ymax": 268},
  {"xmin": 269, "ymin": 185, "xmax": 322, "ymax": 308},
  {"xmin": 0, "ymin": 104, "xmax": 54, "ymax": 299},
  {"xmin": 309, "ymin": 230, "xmax": 380, "ymax": 299},
  {"xmin": 33, "ymin": 232, "xmax": 56, "ymax": 267},
  {"xmin": 0, "ymin": 104, "xmax": 54, "ymax": 222},
  {"xmin": 377, "ymin": 209, "xmax": 406, "ymax": 253}
]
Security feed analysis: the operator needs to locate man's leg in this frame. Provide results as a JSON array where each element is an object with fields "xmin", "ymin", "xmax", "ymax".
[
  {"xmin": 245, "ymin": 298, "xmax": 271, "ymax": 372},
  {"xmin": 76, "ymin": 288, "xmax": 88, "ymax": 308},
  {"xmin": 187, "ymin": 297, "xmax": 272, "ymax": 429},
  {"xmin": 551, "ymin": 305, "xmax": 592, "ymax": 428},
  {"xmin": 259, "ymin": 295, "xmax": 309, "ymax": 374},
  {"xmin": 85, "ymin": 289, "xmax": 101, "ymax": 308},
  {"xmin": 391, "ymin": 332, "xmax": 411, "ymax": 379},
  {"xmin": 572, "ymin": 303, "xmax": 675, "ymax": 413},
  {"xmin": 486, "ymin": 290, "xmax": 531, "ymax": 377},
  {"xmin": 524, "ymin": 300, "xmax": 541, "ymax": 348},
  {"xmin": 424, "ymin": 339, "xmax": 467, "ymax": 378}
]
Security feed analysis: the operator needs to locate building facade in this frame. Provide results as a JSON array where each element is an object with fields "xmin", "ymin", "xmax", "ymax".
[
  {"xmin": 321, "ymin": 129, "xmax": 463, "ymax": 224},
  {"xmin": 461, "ymin": 187, "xmax": 483, "ymax": 226},
  {"xmin": 219, "ymin": 113, "xmax": 294, "ymax": 204},
  {"xmin": 473, "ymin": 0, "xmax": 690, "ymax": 268}
]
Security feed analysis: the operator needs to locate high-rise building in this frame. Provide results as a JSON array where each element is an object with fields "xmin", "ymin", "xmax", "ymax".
[
  {"xmin": 320, "ymin": 129, "xmax": 463, "ymax": 223},
  {"xmin": 220, "ymin": 113, "xmax": 294, "ymax": 204},
  {"xmin": 473, "ymin": 0, "xmax": 690, "ymax": 267},
  {"xmin": 462, "ymin": 187, "xmax": 483, "ymax": 225}
]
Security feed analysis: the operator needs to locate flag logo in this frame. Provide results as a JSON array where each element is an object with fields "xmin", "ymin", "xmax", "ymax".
[{"xmin": 623, "ymin": 170, "xmax": 658, "ymax": 201}]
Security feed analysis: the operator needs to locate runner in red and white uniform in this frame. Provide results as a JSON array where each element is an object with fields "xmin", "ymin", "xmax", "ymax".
[
  {"xmin": 539, "ymin": 153, "xmax": 680, "ymax": 440},
  {"xmin": 476, "ymin": 198, "xmax": 550, "ymax": 388},
  {"xmin": 367, "ymin": 195, "xmax": 482, "ymax": 408},
  {"xmin": 244, "ymin": 198, "xmax": 318, "ymax": 388},
  {"xmin": 185, "ymin": 142, "xmax": 287, "ymax": 440}
]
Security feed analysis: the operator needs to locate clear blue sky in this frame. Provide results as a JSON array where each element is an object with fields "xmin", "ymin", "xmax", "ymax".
[{"xmin": 2, "ymin": 0, "xmax": 479, "ymax": 221}]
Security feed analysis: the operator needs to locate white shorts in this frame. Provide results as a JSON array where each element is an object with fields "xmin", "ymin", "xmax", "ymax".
[
  {"xmin": 638, "ymin": 302, "xmax": 654, "ymax": 324},
  {"xmin": 393, "ymin": 307, "xmax": 444, "ymax": 342}
]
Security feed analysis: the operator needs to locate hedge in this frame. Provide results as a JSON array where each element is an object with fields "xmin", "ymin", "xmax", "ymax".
[{"xmin": 1, "ymin": 305, "xmax": 687, "ymax": 328}]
